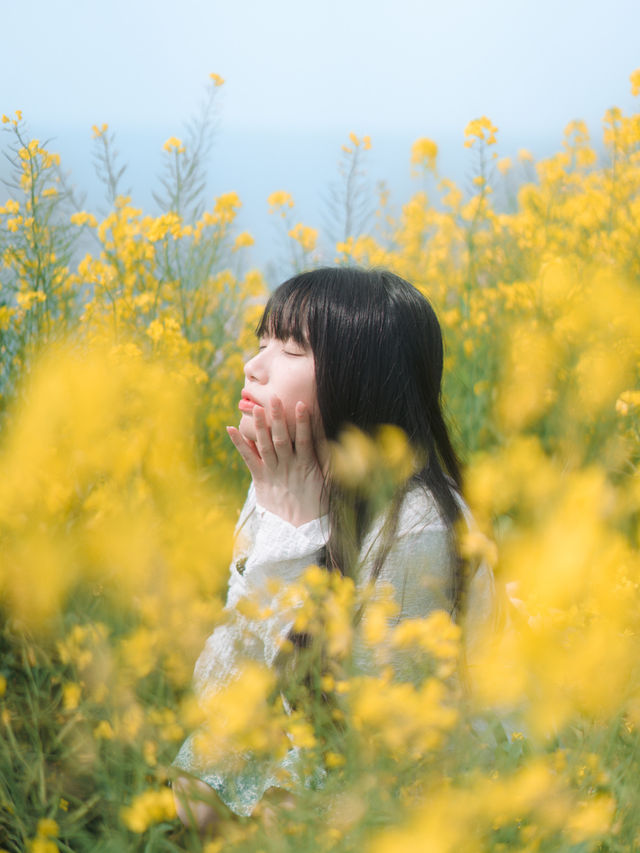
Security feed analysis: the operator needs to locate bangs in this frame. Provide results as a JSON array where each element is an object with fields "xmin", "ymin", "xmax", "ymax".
[{"xmin": 255, "ymin": 281, "xmax": 312, "ymax": 345}]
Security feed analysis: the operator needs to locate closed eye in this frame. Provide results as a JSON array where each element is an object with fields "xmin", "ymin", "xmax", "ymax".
[{"xmin": 283, "ymin": 337, "xmax": 309, "ymax": 356}]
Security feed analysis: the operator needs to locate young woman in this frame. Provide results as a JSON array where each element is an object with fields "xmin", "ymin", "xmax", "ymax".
[{"xmin": 172, "ymin": 266, "xmax": 495, "ymax": 832}]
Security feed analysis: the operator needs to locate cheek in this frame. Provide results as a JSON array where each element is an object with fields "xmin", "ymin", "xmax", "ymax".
[
  {"xmin": 280, "ymin": 383, "xmax": 319, "ymax": 434},
  {"xmin": 277, "ymin": 366, "xmax": 317, "ymax": 408}
]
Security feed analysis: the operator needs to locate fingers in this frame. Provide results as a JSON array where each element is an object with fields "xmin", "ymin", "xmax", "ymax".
[
  {"xmin": 269, "ymin": 397, "xmax": 293, "ymax": 457},
  {"xmin": 228, "ymin": 397, "xmax": 323, "ymax": 479},
  {"xmin": 226, "ymin": 426, "xmax": 262, "ymax": 475},
  {"xmin": 293, "ymin": 402, "xmax": 314, "ymax": 462},
  {"xmin": 253, "ymin": 404, "xmax": 279, "ymax": 468}
]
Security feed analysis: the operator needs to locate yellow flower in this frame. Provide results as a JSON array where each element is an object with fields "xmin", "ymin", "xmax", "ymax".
[
  {"xmin": 288, "ymin": 222, "xmax": 318, "ymax": 252},
  {"xmin": 63, "ymin": 682, "xmax": 82, "ymax": 710},
  {"xmin": 163, "ymin": 136, "xmax": 185, "ymax": 154},
  {"xmin": 91, "ymin": 123, "xmax": 108, "ymax": 138},
  {"xmin": 566, "ymin": 795, "xmax": 615, "ymax": 843},
  {"xmin": 460, "ymin": 528, "xmax": 498, "ymax": 566},
  {"xmin": 464, "ymin": 116, "xmax": 498, "ymax": 148},
  {"xmin": 630, "ymin": 68, "xmax": 640, "ymax": 97},
  {"xmin": 121, "ymin": 788, "xmax": 176, "ymax": 833},
  {"xmin": 29, "ymin": 840, "xmax": 59, "ymax": 853},
  {"xmin": 615, "ymin": 390, "xmax": 640, "ymax": 415},
  {"xmin": 233, "ymin": 231, "xmax": 254, "ymax": 250},
  {"xmin": 1, "ymin": 198, "xmax": 19, "ymax": 215},
  {"xmin": 497, "ymin": 156, "xmax": 512, "ymax": 174},
  {"xmin": 267, "ymin": 190, "xmax": 294, "ymax": 213},
  {"xmin": 16, "ymin": 290, "xmax": 47, "ymax": 311},
  {"xmin": 288, "ymin": 717, "xmax": 317, "ymax": 749},
  {"xmin": 70, "ymin": 211, "xmax": 98, "ymax": 228},
  {"xmin": 213, "ymin": 191, "xmax": 242, "ymax": 225},
  {"xmin": 36, "ymin": 820, "xmax": 59, "ymax": 839},
  {"xmin": 325, "ymin": 751, "xmax": 346, "ymax": 768},
  {"xmin": 28, "ymin": 819, "xmax": 59, "ymax": 853},
  {"xmin": 94, "ymin": 720, "xmax": 115, "ymax": 739},
  {"xmin": 143, "ymin": 740, "xmax": 158, "ymax": 766},
  {"xmin": 209, "ymin": 72, "xmax": 225, "ymax": 86},
  {"xmin": 411, "ymin": 137, "xmax": 438, "ymax": 171}
]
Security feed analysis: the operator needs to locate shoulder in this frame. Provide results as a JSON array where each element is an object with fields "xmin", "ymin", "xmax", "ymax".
[
  {"xmin": 396, "ymin": 484, "xmax": 448, "ymax": 536},
  {"xmin": 361, "ymin": 484, "xmax": 452, "ymax": 555},
  {"xmin": 358, "ymin": 485, "xmax": 455, "ymax": 615}
]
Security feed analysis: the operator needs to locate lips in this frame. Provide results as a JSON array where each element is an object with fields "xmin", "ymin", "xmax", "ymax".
[{"xmin": 238, "ymin": 389, "xmax": 260, "ymax": 413}]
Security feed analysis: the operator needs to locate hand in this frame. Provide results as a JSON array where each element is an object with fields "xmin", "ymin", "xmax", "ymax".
[{"xmin": 227, "ymin": 396, "xmax": 328, "ymax": 527}]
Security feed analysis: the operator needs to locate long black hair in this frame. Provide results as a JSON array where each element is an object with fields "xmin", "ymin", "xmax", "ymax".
[{"xmin": 256, "ymin": 266, "xmax": 465, "ymax": 615}]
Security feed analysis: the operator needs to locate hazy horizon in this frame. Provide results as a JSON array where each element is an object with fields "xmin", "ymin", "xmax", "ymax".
[{"xmin": 2, "ymin": 0, "xmax": 639, "ymax": 271}]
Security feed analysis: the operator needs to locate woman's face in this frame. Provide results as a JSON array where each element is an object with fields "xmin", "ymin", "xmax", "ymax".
[{"xmin": 238, "ymin": 336, "xmax": 322, "ymax": 444}]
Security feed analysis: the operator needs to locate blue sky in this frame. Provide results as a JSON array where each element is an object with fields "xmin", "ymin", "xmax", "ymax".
[{"xmin": 2, "ymin": 0, "xmax": 639, "ymax": 265}]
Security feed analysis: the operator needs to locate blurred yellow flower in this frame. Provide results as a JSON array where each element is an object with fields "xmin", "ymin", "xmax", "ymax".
[
  {"xmin": 16, "ymin": 290, "xmax": 46, "ymax": 311},
  {"xmin": 288, "ymin": 222, "xmax": 318, "ymax": 252},
  {"xmin": 70, "ymin": 211, "xmax": 98, "ymax": 228},
  {"xmin": 209, "ymin": 72, "xmax": 225, "ymax": 86},
  {"xmin": 93, "ymin": 720, "xmax": 115, "ymax": 739},
  {"xmin": 411, "ymin": 137, "xmax": 438, "ymax": 172},
  {"xmin": 325, "ymin": 751, "xmax": 346, "ymax": 768},
  {"xmin": 267, "ymin": 190, "xmax": 294, "ymax": 214},
  {"xmin": 213, "ymin": 190, "xmax": 241, "ymax": 225},
  {"xmin": 233, "ymin": 231, "xmax": 254, "ymax": 250},
  {"xmin": 464, "ymin": 116, "xmax": 498, "ymax": 148},
  {"xmin": 121, "ymin": 788, "xmax": 176, "ymax": 833},
  {"xmin": 163, "ymin": 136, "xmax": 185, "ymax": 154},
  {"xmin": 63, "ymin": 682, "xmax": 82, "ymax": 710}
]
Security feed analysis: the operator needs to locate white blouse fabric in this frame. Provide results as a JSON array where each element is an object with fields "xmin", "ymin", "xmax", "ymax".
[{"xmin": 173, "ymin": 482, "xmax": 495, "ymax": 816}]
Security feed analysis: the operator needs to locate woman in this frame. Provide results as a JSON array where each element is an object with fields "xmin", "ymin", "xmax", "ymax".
[{"xmin": 173, "ymin": 266, "xmax": 495, "ymax": 832}]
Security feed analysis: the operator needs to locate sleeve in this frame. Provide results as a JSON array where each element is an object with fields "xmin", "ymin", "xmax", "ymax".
[
  {"xmin": 353, "ymin": 489, "xmax": 497, "ymax": 681},
  {"xmin": 352, "ymin": 492, "xmax": 454, "ymax": 678},
  {"xmin": 226, "ymin": 486, "xmax": 328, "ymax": 607},
  {"xmin": 360, "ymin": 490, "xmax": 453, "ymax": 615},
  {"xmin": 173, "ymin": 485, "xmax": 329, "ymax": 816},
  {"xmin": 224, "ymin": 486, "xmax": 329, "ymax": 666}
]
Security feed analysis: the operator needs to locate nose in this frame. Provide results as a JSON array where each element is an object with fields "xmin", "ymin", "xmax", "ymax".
[{"xmin": 244, "ymin": 349, "xmax": 267, "ymax": 383}]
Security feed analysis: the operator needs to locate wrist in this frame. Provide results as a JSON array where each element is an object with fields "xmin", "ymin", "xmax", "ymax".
[{"xmin": 254, "ymin": 485, "xmax": 325, "ymax": 528}]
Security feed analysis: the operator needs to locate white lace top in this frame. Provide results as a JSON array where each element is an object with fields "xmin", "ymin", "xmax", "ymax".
[{"xmin": 173, "ymin": 483, "xmax": 495, "ymax": 815}]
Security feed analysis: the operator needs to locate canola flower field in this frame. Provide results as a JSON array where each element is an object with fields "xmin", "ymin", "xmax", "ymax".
[{"xmin": 1, "ymin": 71, "xmax": 640, "ymax": 851}]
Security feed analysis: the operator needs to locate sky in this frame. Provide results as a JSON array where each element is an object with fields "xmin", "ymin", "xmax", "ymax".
[{"xmin": 2, "ymin": 0, "xmax": 639, "ymax": 266}]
